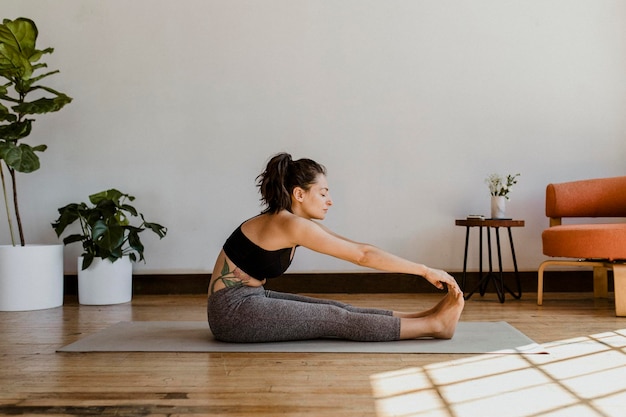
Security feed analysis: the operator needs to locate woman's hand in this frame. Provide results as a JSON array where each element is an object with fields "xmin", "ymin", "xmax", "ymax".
[{"xmin": 423, "ymin": 267, "xmax": 463, "ymax": 295}]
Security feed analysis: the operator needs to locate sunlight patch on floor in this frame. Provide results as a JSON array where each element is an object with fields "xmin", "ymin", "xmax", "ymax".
[{"xmin": 370, "ymin": 329, "xmax": 626, "ymax": 417}]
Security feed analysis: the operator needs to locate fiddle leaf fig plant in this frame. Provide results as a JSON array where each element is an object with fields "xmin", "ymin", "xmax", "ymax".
[
  {"xmin": 0, "ymin": 17, "xmax": 72, "ymax": 245},
  {"xmin": 51, "ymin": 189, "xmax": 167, "ymax": 270}
]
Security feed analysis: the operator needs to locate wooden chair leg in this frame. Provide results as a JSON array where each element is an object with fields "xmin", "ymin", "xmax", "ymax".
[
  {"xmin": 537, "ymin": 261, "xmax": 548, "ymax": 305},
  {"xmin": 538, "ymin": 260, "xmax": 606, "ymax": 307},
  {"xmin": 613, "ymin": 264, "xmax": 626, "ymax": 317},
  {"xmin": 593, "ymin": 266, "xmax": 608, "ymax": 298}
]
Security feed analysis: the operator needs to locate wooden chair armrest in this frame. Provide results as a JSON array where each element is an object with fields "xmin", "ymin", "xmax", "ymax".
[{"xmin": 549, "ymin": 217, "xmax": 562, "ymax": 227}]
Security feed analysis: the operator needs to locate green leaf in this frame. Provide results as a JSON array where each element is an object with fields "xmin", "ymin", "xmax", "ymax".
[
  {"xmin": 51, "ymin": 203, "xmax": 83, "ymax": 236},
  {"xmin": 114, "ymin": 211, "xmax": 130, "ymax": 226},
  {"xmin": 0, "ymin": 120, "xmax": 32, "ymax": 140},
  {"xmin": 81, "ymin": 253, "xmax": 94, "ymax": 270},
  {"xmin": 108, "ymin": 246, "xmax": 123, "ymax": 260},
  {"xmin": 89, "ymin": 189, "xmax": 125, "ymax": 205},
  {"xmin": 0, "ymin": 18, "xmax": 38, "ymax": 58},
  {"xmin": 12, "ymin": 94, "xmax": 72, "ymax": 115},
  {"xmin": 120, "ymin": 204, "xmax": 138, "ymax": 217},
  {"xmin": 127, "ymin": 229, "xmax": 145, "ymax": 260},
  {"xmin": 143, "ymin": 221, "xmax": 167, "ymax": 239},
  {"xmin": 90, "ymin": 219, "xmax": 108, "ymax": 240},
  {"xmin": 62, "ymin": 234, "xmax": 85, "ymax": 245},
  {"xmin": 0, "ymin": 18, "xmax": 39, "ymax": 79},
  {"xmin": 0, "ymin": 102, "xmax": 17, "ymax": 123},
  {"xmin": 0, "ymin": 142, "xmax": 42, "ymax": 172},
  {"xmin": 93, "ymin": 220, "xmax": 125, "ymax": 255},
  {"xmin": 0, "ymin": 42, "xmax": 32, "ymax": 79}
]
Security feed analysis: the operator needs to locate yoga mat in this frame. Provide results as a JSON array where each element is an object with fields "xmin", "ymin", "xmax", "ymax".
[{"xmin": 58, "ymin": 321, "xmax": 546, "ymax": 354}]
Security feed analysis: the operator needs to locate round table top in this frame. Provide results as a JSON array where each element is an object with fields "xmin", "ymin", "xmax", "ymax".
[{"xmin": 455, "ymin": 218, "xmax": 525, "ymax": 227}]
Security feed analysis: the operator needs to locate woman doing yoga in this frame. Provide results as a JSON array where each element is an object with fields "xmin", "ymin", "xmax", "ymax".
[{"xmin": 207, "ymin": 152, "xmax": 464, "ymax": 343}]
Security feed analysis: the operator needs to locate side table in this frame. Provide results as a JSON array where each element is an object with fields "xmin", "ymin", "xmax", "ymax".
[{"xmin": 455, "ymin": 218, "xmax": 524, "ymax": 303}]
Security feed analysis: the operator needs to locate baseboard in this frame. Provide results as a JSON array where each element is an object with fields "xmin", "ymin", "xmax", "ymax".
[{"xmin": 62, "ymin": 270, "xmax": 613, "ymax": 295}]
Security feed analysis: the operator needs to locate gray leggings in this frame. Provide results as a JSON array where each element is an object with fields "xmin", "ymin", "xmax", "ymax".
[{"xmin": 207, "ymin": 286, "xmax": 401, "ymax": 343}]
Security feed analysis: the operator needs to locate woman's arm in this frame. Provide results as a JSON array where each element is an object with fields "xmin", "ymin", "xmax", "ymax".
[{"xmin": 286, "ymin": 216, "xmax": 460, "ymax": 292}]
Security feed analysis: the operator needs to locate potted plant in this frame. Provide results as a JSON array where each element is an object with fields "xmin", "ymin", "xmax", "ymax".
[
  {"xmin": 0, "ymin": 17, "xmax": 72, "ymax": 311},
  {"xmin": 485, "ymin": 173, "xmax": 520, "ymax": 219},
  {"xmin": 52, "ymin": 188, "xmax": 167, "ymax": 305}
]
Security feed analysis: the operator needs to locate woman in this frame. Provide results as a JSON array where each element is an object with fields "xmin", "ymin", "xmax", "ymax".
[{"xmin": 208, "ymin": 153, "xmax": 464, "ymax": 343}]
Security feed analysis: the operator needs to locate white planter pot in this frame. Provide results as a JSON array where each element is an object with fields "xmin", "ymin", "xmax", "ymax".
[
  {"xmin": 490, "ymin": 196, "xmax": 507, "ymax": 219},
  {"xmin": 0, "ymin": 244, "xmax": 64, "ymax": 311},
  {"xmin": 78, "ymin": 256, "xmax": 133, "ymax": 305}
]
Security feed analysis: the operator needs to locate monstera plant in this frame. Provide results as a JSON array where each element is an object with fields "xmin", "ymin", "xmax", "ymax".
[
  {"xmin": 52, "ymin": 189, "xmax": 167, "ymax": 306},
  {"xmin": 52, "ymin": 189, "xmax": 168, "ymax": 271},
  {"xmin": 0, "ymin": 17, "xmax": 72, "ymax": 246}
]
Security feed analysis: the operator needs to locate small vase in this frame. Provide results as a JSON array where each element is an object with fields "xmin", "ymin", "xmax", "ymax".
[{"xmin": 491, "ymin": 196, "xmax": 507, "ymax": 219}]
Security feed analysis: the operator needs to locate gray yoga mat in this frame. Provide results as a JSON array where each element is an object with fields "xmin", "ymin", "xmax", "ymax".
[{"xmin": 57, "ymin": 321, "xmax": 546, "ymax": 354}]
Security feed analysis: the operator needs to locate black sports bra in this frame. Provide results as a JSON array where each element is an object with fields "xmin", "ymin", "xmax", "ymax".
[{"xmin": 222, "ymin": 224, "xmax": 295, "ymax": 280}]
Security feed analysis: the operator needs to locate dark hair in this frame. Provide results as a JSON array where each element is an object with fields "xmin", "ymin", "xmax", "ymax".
[{"xmin": 256, "ymin": 152, "xmax": 327, "ymax": 214}]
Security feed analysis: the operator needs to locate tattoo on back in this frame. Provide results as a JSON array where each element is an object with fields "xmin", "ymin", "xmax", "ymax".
[{"xmin": 210, "ymin": 259, "xmax": 250, "ymax": 294}]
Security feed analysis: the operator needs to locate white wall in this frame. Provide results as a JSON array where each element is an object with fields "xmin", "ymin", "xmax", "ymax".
[{"xmin": 1, "ymin": 1, "xmax": 625, "ymax": 275}]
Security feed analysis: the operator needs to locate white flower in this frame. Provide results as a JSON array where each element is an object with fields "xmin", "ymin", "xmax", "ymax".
[{"xmin": 485, "ymin": 173, "xmax": 520, "ymax": 200}]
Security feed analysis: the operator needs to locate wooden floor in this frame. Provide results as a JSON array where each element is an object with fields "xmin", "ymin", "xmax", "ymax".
[{"xmin": 1, "ymin": 292, "xmax": 625, "ymax": 416}]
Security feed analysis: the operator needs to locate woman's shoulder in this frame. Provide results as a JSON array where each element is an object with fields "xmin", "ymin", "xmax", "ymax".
[
  {"xmin": 243, "ymin": 210, "xmax": 309, "ymax": 234},
  {"xmin": 241, "ymin": 211, "xmax": 315, "ymax": 249},
  {"xmin": 246, "ymin": 210, "xmax": 323, "ymax": 234},
  {"xmin": 274, "ymin": 210, "xmax": 316, "ymax": 228},
  {"xmin": 243, "ymin": 211, "xmax": 295, "ymax": 226}
]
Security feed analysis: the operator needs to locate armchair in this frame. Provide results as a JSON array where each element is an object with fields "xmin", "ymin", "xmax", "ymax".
[{"xmin": 538, "ymin": 176, "xmax": 626, "ymax": 316}]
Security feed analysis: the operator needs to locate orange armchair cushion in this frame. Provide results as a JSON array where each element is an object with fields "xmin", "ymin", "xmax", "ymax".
[
  {"xmin": 546, "ymin": 176, "xmax": 626, "ymax": 218},
  {"xmin": 542, "ymin": 223, "xmax": 626, "ymax": 261}
]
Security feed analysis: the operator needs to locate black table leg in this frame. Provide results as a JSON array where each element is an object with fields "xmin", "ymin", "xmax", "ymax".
[
  {"xmin": 464, "ymin": 226, "xmax": 492, "ymax": 301},
  {"xmin": 481, "ymin": 226, "xmax": 493, "ymax": 296},
  {"xmin": 494, "ymin": 227, "xmax": 506, "ymax": 303},
  {"xmin": 461, "ymin": 226, "xmax": 470, "ymax": 292},
  {"xmin": 479, "ymin": 226, "xmax": 483, "ymax": 293},
  {"xmin": 505, "ymin": 227, "xmax": 522, "ymax": 299}
]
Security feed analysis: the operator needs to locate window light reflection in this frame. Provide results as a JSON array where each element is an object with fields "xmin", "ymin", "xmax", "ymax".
[{"xmin": 370, "ymin": 329, "xmax": 626, "ymax": 417}]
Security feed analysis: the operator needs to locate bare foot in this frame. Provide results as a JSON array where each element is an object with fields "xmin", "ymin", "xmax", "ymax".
[
  {"xmin": 399, "ymin": 289, "xmax": 465, "ymax": 340},
  {"xmin": 429, "ymin": 290, "xmax": 464, "ymax": 339},
  {"xmin": 396, "ymin": 283, "xmax": 464, "ymax": 319}
]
